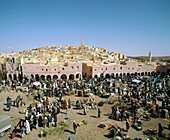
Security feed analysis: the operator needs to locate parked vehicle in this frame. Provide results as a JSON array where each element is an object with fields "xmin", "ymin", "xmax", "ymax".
[{"xmin": 0, "ymin": 114, "xmax": 11, "ymax": 137}]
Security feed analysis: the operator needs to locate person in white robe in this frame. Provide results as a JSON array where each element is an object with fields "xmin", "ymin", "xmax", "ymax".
[{"xmin": 25, "ymin": 120, "xmax": 30, "ymax": 134}]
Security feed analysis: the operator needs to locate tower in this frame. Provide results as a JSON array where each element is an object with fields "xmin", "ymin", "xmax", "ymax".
[
  {"xmin": 81, "ymin": 38, "xmax": 84, "ymax": 46},
  {"xmin": 149, "ymin": 51, "xmax": 152, "ymax": 62}
]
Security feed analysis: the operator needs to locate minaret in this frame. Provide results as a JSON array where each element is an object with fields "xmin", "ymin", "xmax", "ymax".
[
  {"xmin": 81, "ymin": 38, "xmax": 84, "ymax": 46},
  {"xmin": 149, "ymin": 51, "xmax": 152, "ymax": 62}
]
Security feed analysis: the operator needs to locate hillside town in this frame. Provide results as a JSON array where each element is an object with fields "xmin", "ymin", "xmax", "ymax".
[
  {"xmin": 0, "ymin": 39, "xmax": 169, "ymax": 140},
  {"xmin": 1, "ymin": 38, "xmax": 169, "ymax": 82}
]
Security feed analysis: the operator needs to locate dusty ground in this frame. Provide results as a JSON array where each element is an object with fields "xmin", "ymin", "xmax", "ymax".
[{"xmin": 0, "ymin": 89, "xmax": 169, "ymax": 140}]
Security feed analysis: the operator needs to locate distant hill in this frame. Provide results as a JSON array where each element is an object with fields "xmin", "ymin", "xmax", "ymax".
[{"xmin": 128, "ymin": 56, "xmax": 170, "ymax": 62}]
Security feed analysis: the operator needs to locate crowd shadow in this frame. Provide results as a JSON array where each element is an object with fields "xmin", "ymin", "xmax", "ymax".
[
  {"xmin": 104, "ymin": 134, "xmax": 112, "ymax": 138},
  {"xmin": 64, "ymin": 129, "xmax": 75, "ymax": 134},
  {"xmin": 72, "ymin": 107, "xmax": 81, "ymax": 110},
  {"xmin": 90, "ymin": 115, "xmax": 97, "ymax": 118},
  {"xmin": 60, "ymin": 111, "xmax": 67, "ymax": 114},
  {"xmin": 163, "ymin": 126, "xmax": 169, "ymax": 130},
  {"xmin": 77, "ymin": 112, "xmax": 85, "ymax": 115}
]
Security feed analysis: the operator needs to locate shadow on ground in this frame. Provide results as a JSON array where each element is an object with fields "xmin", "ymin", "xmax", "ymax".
[{"xmin": 64, "ymin": 129, "xmax": 75, "ymax": 134}]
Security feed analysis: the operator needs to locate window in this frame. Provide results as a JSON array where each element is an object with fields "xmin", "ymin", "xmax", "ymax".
[
  {"xmin": 46, "ymin": 69, "xmax": 48, "ymax": 71},
  {"xmin": 106, "ymin": 68, "xmax": 107, "ymax": 70},
  {"xmin": 42, "ymin": 69, "xmax": 44, "ymax": 71},
  {"xmin": 55, "ymin": 69, "xmax": 56, "ymax": 71},
  {"xmin": 62, "ymin": 68, "xmax": 64, "ymax": 70},
  {"xmin": 113, "ymin": 68, "xmax": 115, "ymax": 70},
  {"xmin": 71, "ymin": 66, "xmax": 74, "ymax": 69},
  {"xmin": 95, "ymin": 69, "xmax": 96, "ymax": 71},
  {"xmin": 120, "ymin": 67, "xmax": 122, "ymax": 70},
  {"xmin": 77, "ymin": 66, "xmax": 79, "ymax": 69},
  {"xmin": 101, "ymin": 68, "xmax": 103, "ymax": 70}
]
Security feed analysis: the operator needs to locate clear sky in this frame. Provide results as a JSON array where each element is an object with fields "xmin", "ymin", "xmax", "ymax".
[{"xmin": 0, "ymin": 0, "xmax": 170, "ymax": 56}]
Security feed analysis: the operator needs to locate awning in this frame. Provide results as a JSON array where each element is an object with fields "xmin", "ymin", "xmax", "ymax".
[
  {"xmin": 33, "ymin": 81, "xmax": 41, "ymax": 86},
  {"xmin": 132, "ymin": 79, "xmax": 141, "ymax": 83}
]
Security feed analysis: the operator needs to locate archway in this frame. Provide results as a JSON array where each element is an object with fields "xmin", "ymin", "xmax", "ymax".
[
  {"xmin": 123, "ymin": 73, "xmax": 126, "ymax": 77},
  {"xmin": 105, "ymin": 73, "xmax": 110, "ymax": 79},
  {"xmin": 61, "ymin": 74, "xmax": 67, "ymax": 80},
  {"xmin": 100, "ymin": 73, "xmax": 104, "ymax": 78},
  {"xmin": 40, "ymin": 75, "xmax": 45, "ymax": 81},
  {"xmin": 76, "ymin": 74, "xmax": 81, "ymax": 79},
  {"xmin": 13, "ymin": 74, "xmax": 17, "ymax": 80},
  {"xmin": 18, "ymin": 73, "xmax": 22, "ymax": 82},
  {"xmin": 151, "ymin": 72, "xmax": 155, "ymax": 76},
  {"xmin": 127, "ymin": 73, "xmax": 130, "ymax": 76},
  {"xmin": 69, "ymin": 74, "xmax": 74, "ymax": 80},
  {"xmin": 141, "ymin": 72, "xmax": 144, "ymax": 76},
  {"xmin": 148, "ymin": 72, "xmax": 151, "ymax": 76},
  {"xmin": 47, "ymin": 75, "xmax": 51, "ymax": 81},
  {"xmin": 116, "ymin": 73, "xmax": 119, "ymax": 77},
  {"xmin": 82, "ymin": 72, "xmax": 87, "ymax": 78},
  {"xmin": 161, "ymin": 72, "xmax": 165, "ymax": 77},
  {"xmin": 120, "ymin": 73, "xmax": 122, "ymax": 77},
  {"xmin": 53, "ymin": 75, "xmax": 58, "ymax": 80},
  {"xmin": 24, "ymin": 75, "xmax": 28, "ymax": 81},
  {"xmin": 35, "ymin": 74, "xmax": 39, "ymax": 81},
  {"xmin": 31, "ymin": 74, "xmax": 34, "ymax": 79},
  {"xmin": 9, "ymin": 74, "xmax": 12, "ymax": 80},
  {"xmin": 111, "ymin": 73, "xmax": 114, "ymax": 79},
  {"xmin": 94, "ymin": 75, "xmax": 98, "ymax": 79},
  {"xmin": 145, "ymin": 72, "xmax": 147, "ymax": 76}
]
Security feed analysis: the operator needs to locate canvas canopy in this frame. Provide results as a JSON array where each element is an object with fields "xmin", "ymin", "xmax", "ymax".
[
  {"xmin": 132, "ymin": 79, "xmax": 141, "ymax": 83},
  {"xmin": 33, "ymin": 81, "xmax": 41, "ymax": 86}
]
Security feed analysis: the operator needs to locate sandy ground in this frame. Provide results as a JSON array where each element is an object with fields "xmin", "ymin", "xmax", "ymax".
[{"xmin": 0, "ymin": 89, "xmax": 169, "ymax": 140}]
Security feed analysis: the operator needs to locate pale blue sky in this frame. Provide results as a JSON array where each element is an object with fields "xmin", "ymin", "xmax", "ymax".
[{"xmin": 0, "ymin": 0, "xmax": 170, "ymax": 56}]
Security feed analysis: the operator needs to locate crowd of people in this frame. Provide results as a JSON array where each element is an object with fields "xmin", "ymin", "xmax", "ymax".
[{"xmin": 1, "ymin": 73, "xmax": 169, "ymax": 139}]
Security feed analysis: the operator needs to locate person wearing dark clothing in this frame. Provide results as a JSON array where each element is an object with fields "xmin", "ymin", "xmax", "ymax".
[
  {"xmin": 29, "ymin": 104, "xmax": 32, "ymax": 113},
  {"xmin": 98, "ymin": 108, "xmax": 101, "ymax": 118},
  {"xmin": 125, "ymin": 119, "xmax": 130, "ymax": 132},
  {"xmin": 7, "ymin": 96, "xmax": 10, "ymax": 103},
  {"xmin": 16, "ymin": 98, "xmax": 19, "ymax": 108},
  {"xmin": 38, "ymin": 93, "xmax": 40, "ymax": 100},
  {"xmin": 110, "ymin": 128, "xmax": 116, "ymax": 138},
  {"xmin": 118, "ymin": 87, "xmax": 121, "ymax": 95},
  {"xmin": 54, "ymin": 114, "xmax": 57, "ymax": 127},
  {"xmin": 121, "ymin": 110, "xmax": 124, "ymax": 121},
  {"xmin": 73, "ymin": 121, "xmax": 77, "ymax": 134},
  {"xmin": 152, "ymin": 96, "xmax": 156, "ymax": 105},
  {"xmin": 158, "ymin": 123, "xmax": 164, "ymax": 137},
  {"xmin": 39, "ymin": 115, "xmax": 43, "ymax": 127},
  {"xmin": 7, "ymin": 101, "xmax": 11, "ymax": 111},
  {"xmin": 30, "ymin": 116, "xmax": 33, "ymax": 131},
  {"xmin": 131, "ymin": 99, "xmax": 134, "ymax": 110},
  {"xmin": 48, "ymin": 114, "xmax": 52, "ymax": 127}
]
